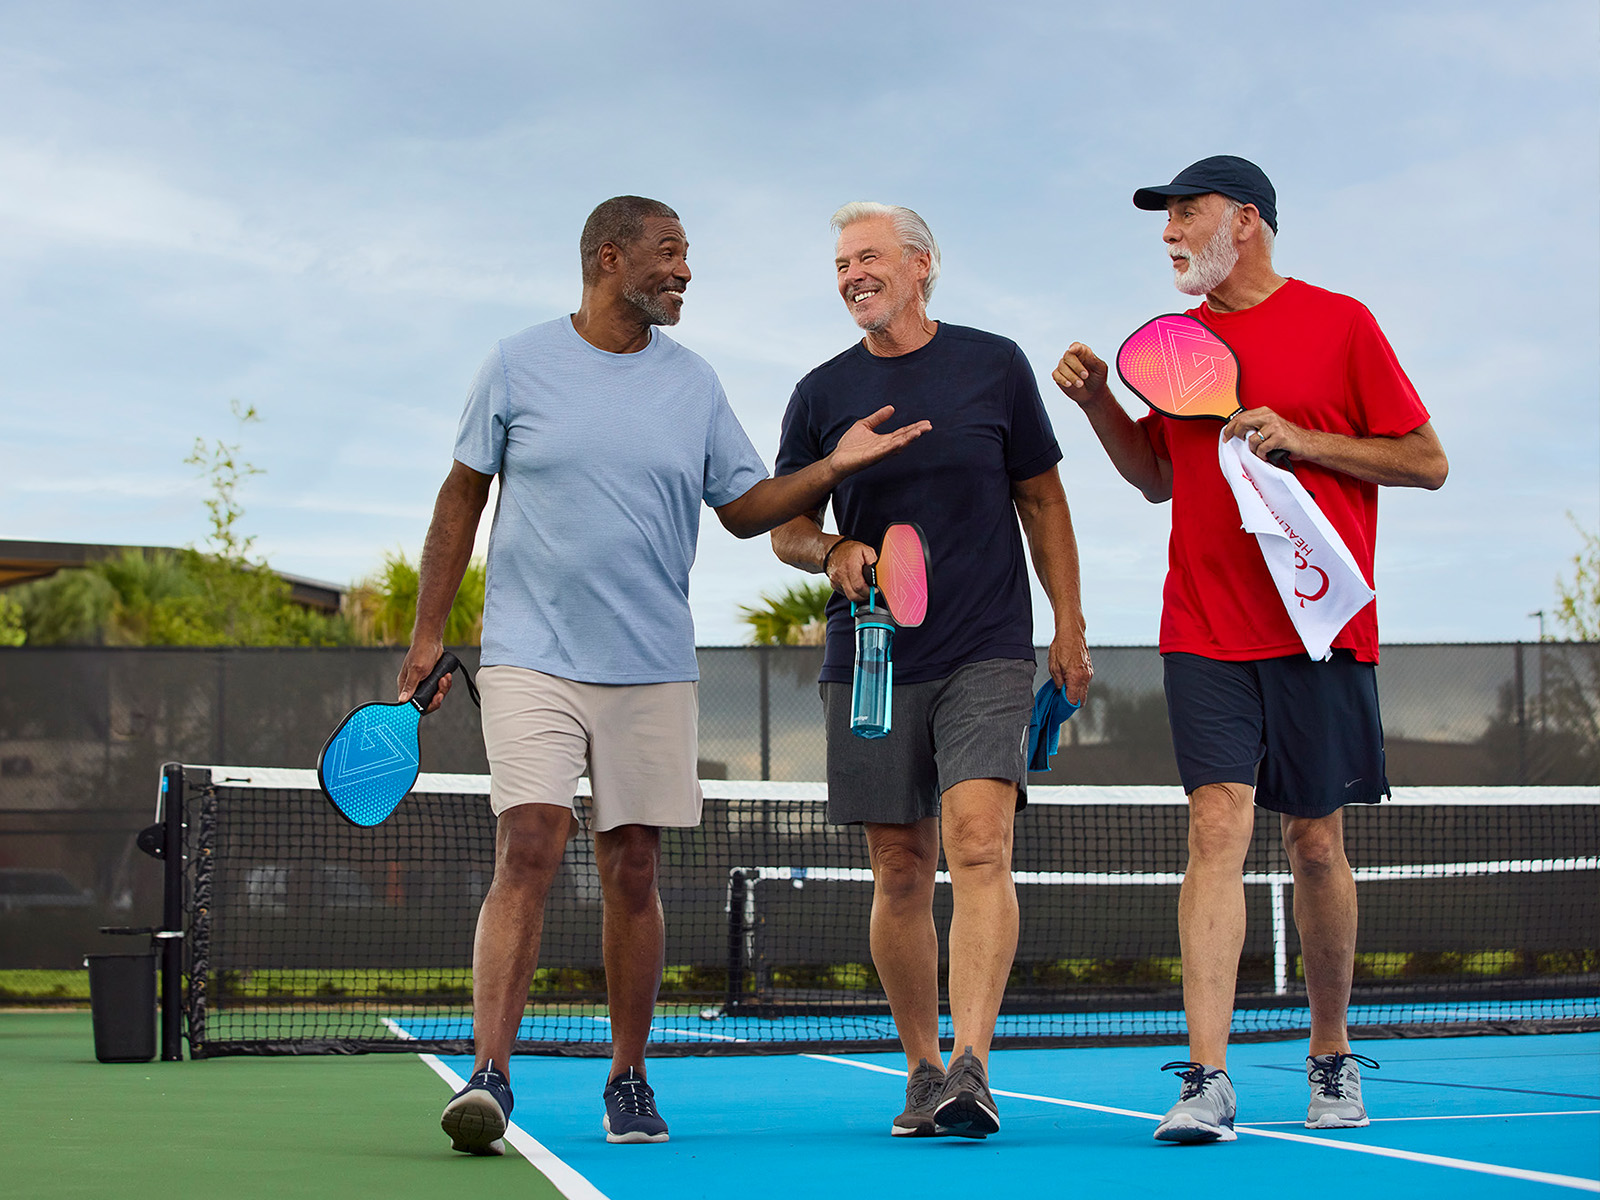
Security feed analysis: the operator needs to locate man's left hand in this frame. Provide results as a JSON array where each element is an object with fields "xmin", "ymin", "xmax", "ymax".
[
  {"xmin": 1222, "ymin": 406, "xmax": 1307, "ymax": 463},
  {"xmin": 828, "ymin": 405, "xmax": 932, "ymax": 475},
  {"xmin": 1049, "ymin": 632, "xmax": 1093, "ymax": 705}
]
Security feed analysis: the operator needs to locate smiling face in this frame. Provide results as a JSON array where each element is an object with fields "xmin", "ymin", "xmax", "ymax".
[
  {"xmin": 619, "ymin": 216, "xmax": 691, "ymax": 326},
  {"xmin": 835, "ymin": 215, "xmax": 929, "ymax": 334},
  {"xmin": 1164, "ymin": 194, "xmax": 1241, "ymax": 297}
]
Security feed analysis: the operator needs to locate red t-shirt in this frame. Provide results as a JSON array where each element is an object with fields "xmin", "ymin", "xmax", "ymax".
[{"xmin": 1138, "ymin": 279, "xmax": 1430, "ymax": 663}]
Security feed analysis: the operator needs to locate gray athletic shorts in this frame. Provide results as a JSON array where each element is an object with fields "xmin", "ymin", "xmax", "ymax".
[{"xmin": 821, "ymin": 657, "xmax": 1035, "ymax": 825}]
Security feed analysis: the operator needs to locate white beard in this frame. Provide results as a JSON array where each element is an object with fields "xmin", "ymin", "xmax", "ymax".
[{"xmin": 1172, "ymin": 219, "xmax": 1239, "ymax": 296}]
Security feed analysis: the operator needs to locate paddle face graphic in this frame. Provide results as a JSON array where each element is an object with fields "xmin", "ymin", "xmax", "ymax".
[
  {"xmin": 873, "ymin": 522, "xmax": 930, "ymax": 628},
  {"xmin": 1116, "ymin": 313, "xmax": 1242, "ymax": 420},
  {"xmin": 316, "ymin": 652, "xmax": 475, "ymax": 827}
]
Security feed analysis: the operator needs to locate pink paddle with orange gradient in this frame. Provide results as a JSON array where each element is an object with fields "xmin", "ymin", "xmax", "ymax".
[
  {"xmin": 1117, "ymin": 313, "xmax": 1289, "ymax": 468},
  {"xmin": 871, "ymin": 522, "xmax": 929, "ymax": 628}
]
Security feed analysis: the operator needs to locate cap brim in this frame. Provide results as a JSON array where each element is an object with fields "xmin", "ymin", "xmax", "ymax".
[{"xmin": 1132, "ymin": 184, "xmax": 1201, "ymax": 210}]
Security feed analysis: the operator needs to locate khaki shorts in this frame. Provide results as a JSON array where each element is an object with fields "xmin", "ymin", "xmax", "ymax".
[{"xmin": 478, "ymin": 666, "xmax": 703, "ymax": 831}]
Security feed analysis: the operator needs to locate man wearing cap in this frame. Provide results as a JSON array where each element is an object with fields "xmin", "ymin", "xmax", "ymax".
[{"xmin": 1053, "ymin": 157, "xmax": 1448, "ymax": 1143}]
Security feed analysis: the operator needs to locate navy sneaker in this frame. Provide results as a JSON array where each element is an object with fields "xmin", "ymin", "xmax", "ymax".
[
  {"xmin": 602, "ymin": 1067, "xmax": 669, "ymax": 1143},
  {"xmin": 441, "ymin": 1059, "xmax": 513, "ymax": 1156}
]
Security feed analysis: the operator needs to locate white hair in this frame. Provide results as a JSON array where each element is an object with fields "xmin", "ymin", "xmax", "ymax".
[
  {"xmin": 830, "ymin": 201, "xmax": 941, "ymax": 302},
  {"xmin": 1219, "ymin": 196, "xmax": 1276, "ymax": 258}
]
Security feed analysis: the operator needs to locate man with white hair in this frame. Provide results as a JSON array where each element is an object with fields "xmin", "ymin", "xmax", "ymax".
[
  {"xmin": 1054, "ymin": 156, "xmax": 1448, "ymax": 1143},
  {"xmin": 771, "ymin": 201, "xmax": 1093, "ymax": 1139}
]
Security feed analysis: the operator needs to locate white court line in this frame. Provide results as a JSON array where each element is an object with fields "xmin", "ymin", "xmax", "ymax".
[
  {"xmin": 806, "ymin": 1053, "xmax": 1600, "ymax": 1193},
  {"xmin": 381, "ymin": 1017, "xmax": 611, "ymax": 1200},
  {"xmin": 1249, "ymin": 1110, "xmax": 1600, "ymax": 1125}
]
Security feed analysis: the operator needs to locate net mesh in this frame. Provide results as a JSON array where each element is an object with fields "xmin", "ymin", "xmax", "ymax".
[{"xmin": 178, "ymin": 767, "xmax": 1599, "ymax": 1057}]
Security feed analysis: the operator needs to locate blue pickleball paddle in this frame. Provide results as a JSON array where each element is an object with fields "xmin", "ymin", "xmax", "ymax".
[{"xmin": 316, "ymin": 651, "xmax": 479, "ymax": 826}]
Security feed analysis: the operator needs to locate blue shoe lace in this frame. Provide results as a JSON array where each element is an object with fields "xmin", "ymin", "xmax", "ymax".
[{"xmin": 1307, "ymin": 1052, "xmax": 1379, "ymax": 1097}]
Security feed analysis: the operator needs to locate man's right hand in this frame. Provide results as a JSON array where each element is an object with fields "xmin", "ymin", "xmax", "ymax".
[
  {"xmin": 825, "ymin": 538, "xmax": 879, "ymax": 603},
  {"xmin": 398, "ymin": 639, "xmax": 450, "ymax": 713},
  {"xmin": 1053, "ymin": 342, "xmax": 1110, "ymax": 405}
]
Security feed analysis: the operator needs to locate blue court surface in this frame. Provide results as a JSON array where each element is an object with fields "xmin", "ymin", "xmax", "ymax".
[{"xmin": 425, "ymin": 1032, "xmax": 1600, "ymax": 1199}]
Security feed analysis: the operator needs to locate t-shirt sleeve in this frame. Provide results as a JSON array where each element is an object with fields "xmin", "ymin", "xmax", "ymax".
[
  {"xmin": 1003, "ymin": 345, "xmax": 1063, "ymax": 480},
  {"xmin": 772, "ymin": 383, "xmax": 820, "ymax": 477},
  {"xmin": 453, "ymin": 344, "xmax": 509, "ymax": 475},
  {"xmin": 1346, "ymin": 305, "xmax": 1430, "ymax": 437},
  {"xmin": 1137, "ymin": 408, "xmax": 1170, "ymax": 458},
  {"xmin": 703, "ymin": 380, "xmax": 770, "ymax": 507}
]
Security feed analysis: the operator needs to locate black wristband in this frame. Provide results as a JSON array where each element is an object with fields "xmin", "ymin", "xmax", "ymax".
[{"xmin": 820, "ymin": 538, "xmax": 851, "ymax": 575}]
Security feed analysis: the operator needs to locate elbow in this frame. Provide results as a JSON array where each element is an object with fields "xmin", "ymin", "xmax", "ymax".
[
  {"xmin": 1141, "ymin": 482, "xmax": 1173, "ymax": 504},
  {"xmin": 1416, "ymin": 451, "xmax": 1449, "ymax": 491}
]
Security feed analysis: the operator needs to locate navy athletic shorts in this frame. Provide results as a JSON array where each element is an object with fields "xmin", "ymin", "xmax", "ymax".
[{"xmin": 1162, "ymin": 650, "xmax": 1389, "ymax": 818}]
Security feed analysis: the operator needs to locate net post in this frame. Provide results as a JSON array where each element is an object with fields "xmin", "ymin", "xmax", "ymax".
[
  {"xmin": 724, "ymin": 869, "xmax": 750, "ymax": 1014},
  {"xmin": 1270, "ymin": 880, "xmax": 1289, "ymax": 995},
  {"xmin": 159, "ymin": 763, "xmax": 186, "ymax": 1061}
]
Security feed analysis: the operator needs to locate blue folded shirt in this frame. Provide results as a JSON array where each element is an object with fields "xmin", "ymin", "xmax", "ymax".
[{"xmin": 1027, "ymin": 681, "xmax": 1081, "ymax": 772}]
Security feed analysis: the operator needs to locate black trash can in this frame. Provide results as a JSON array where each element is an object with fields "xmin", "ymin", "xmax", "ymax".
[{"xmin": 86, "ymin": 952, "xmax": 157, "ymax": 1063}]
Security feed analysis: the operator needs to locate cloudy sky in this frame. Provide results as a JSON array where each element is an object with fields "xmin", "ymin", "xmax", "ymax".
[{"xmin": 3, "ymin": 1, "xmax": 1595, "ymax": 646}]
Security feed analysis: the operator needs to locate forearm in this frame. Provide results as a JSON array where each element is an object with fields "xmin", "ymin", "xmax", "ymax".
[
  {"xmin": 1075, "ymin": 387, "xmax": 1172, "ymax": 502},
  {"xmin": 1288, "ymin": 425, "xmax": 1449, "ymax": 489},
  {"xmin": 412, "ymin": 465, "xmax": 491, "ymax": 643},
  {"xmin": 720, "ymin": 458, "xmax": 846, "ymax": 539},
  {"xmin": 770, "ymin": 513, "xmax": 834, "ymax": 572},
  {"xmin": 1018, "ymin": 496, "xmax": 1087, "ymax": 640}
]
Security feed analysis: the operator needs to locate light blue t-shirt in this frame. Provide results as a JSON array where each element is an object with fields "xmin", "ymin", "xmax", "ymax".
[{"xmin": 454, "ymin": 316, "xmax": 769, "ymax": 683}]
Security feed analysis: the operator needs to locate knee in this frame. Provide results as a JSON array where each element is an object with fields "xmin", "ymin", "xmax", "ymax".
[
  {"xmin": 599, "ymin": 838, "xmax": 661, "ymax": 910},
  {"xmin": 870, "ymin": 841, "xmax": 936, "ymax": 904},
  {"xmin": 1283, "ymin": 819, "xmax": 1345, "ymax": 879},
  {"xmin": 942, "ymin": 810, "xmax": 1012, "ymax": 875},
  {"xmin": 1187, "ymin": 787, "xmax": 1255, "ymax": 866}
]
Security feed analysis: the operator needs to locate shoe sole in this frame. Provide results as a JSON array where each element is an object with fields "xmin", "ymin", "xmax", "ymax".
[
  {"xmin": 934, "ymin": 1092, "xmax": 1000, "ymax": 1139},
  {"xmin": 1154, "ymin": 1114, "xmax": 1237, "ymax": 1144},
  {"xmin": 441, "ymin": 1092, "xmax": 508, "ymax": 1156},
  {"xmin": 1306, "ymin": 1113, "xmax": 1369, "ymax": 1129},
  {"xmin": 891, "ymin": 1118, "xmax": 943, "ymax": 1137},
  {"xmin": 603, "ymin": 1115, "xmax": 669, "ymax": 1144}
]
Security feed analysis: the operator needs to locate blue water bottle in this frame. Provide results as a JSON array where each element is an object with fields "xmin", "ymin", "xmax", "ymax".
[{"xmin": 850, "ymin": 567, "xmax": 895, "ymax": 739}]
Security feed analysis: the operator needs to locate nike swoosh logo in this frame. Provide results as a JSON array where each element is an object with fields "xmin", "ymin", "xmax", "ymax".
[{"xmin": 1344, "ymin": 779, "xmax": 1362, "ymax": 789}]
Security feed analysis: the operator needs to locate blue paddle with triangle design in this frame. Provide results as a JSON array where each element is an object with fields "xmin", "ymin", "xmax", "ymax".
[{"xmin": 316, "ymin": 651, "xmax": 480, "ymax": 826}]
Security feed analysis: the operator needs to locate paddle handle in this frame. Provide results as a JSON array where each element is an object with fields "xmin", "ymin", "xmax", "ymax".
[{"xmin": 410, "ymin": 652, "xmax": 463, "ymax": 713}]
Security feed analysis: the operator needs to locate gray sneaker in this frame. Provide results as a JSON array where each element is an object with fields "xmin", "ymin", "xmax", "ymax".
[
  {"xmin": 1306, "ymin": 1052, "xmax": 1378, "ymax": 1128},
  {"xmin": 1154, "ymin": 1061, "xmax": 1237, "ymax": 1143},
  {"xmin": 892, "ymin": 1058, "xmax": 947, "ymax": 1137},
  {"xmin": 933, "ymin": 1046, "xmax": 999, "ymax": 1138}
]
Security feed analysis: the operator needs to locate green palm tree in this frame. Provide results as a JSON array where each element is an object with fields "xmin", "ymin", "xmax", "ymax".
[{"xmin": 739, "ymin": 580, "xmax": 834, "ymax": 645}]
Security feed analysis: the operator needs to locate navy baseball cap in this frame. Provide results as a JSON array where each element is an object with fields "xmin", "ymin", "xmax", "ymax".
[{"xmin": 1133, "ymin": 156, "xmax": 1278, "ymax": 233}]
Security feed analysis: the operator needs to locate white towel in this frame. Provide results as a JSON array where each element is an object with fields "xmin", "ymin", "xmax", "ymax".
[{"xmin": 1217, "ymin": 433, "xmax": 1375, "ymax": 661}]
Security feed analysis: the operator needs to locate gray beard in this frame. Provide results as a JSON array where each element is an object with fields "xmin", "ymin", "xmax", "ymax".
[
  {"xmin": 1173, "ymin": 220, "xmax": 1239, "ymax": 296},
  {"xmin": 623, "ymin": 287, "xmax": 681, "ymax": 326}
]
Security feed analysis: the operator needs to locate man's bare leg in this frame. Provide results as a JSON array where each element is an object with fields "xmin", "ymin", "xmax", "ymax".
[
  {"xmin": 1179, "ymin": 782, "xmax": 1256, "ymax": 1069},
  {"xmin": 941, "ymin": 777, "xmax": 1018, "ymax": 1068},
  {"xmin": 1281, "ymin": 810, "xmax": 1356, "ymax": 1057},
  {"xmin": 469, "ymin": 803, "xmax": 575, "ymax": 1074},
  {"xmin": 864, "ymin": 818, "xmax": 942, "ymax": 1071},
  {"xmin": 594, "ymin": 823, "xmax": 665, "ymax": 1082}
]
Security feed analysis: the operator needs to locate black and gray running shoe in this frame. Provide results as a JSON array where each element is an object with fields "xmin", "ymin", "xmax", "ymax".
[
  {"xmin": 892, "ymin": 1058, "xmax": 947, "ymax": 1137},
  {"xmin": 933, "ymin": 1046, "xmax": 999, "ymax": 1138}
]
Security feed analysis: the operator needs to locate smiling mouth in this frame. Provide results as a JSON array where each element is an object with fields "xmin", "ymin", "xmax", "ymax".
[{"xmin": 850, "ymin": 288, "xmax": 880, "ymax": 304}]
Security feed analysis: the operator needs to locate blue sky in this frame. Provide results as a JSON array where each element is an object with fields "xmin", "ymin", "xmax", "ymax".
[{"xmin": 3, "ymin": 1, "xmax": 1596, "ymax": 645}]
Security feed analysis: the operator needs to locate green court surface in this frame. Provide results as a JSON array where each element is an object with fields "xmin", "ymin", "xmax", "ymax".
[{"xmin": 3, "ymin": 1011, "xmax": 560, "ymax": 1200}]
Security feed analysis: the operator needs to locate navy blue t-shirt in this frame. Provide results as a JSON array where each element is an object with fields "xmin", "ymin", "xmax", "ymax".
[{"xmin": 774, "ymin": 323, "xmax": 1061, "ymax": 684}]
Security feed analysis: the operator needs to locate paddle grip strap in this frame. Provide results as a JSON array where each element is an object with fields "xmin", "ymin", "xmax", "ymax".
[{"xmin": 410, "ymin": 651, "xmax": 482, "ymax": 713}]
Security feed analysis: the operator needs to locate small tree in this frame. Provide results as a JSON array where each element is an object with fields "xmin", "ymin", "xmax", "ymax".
[
  {"xmin": 739, "ymin": 580, "xmax": 833, "ymax": 646},
  {"xmin": 1552, "ymin": 514, "xmax": 1600, "ymax": 641}
]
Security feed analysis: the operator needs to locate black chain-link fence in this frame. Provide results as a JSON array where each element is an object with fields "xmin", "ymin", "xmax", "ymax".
[{"xmin": 2, "ymin": 643, "xmax": 1595, "ymax": 986}]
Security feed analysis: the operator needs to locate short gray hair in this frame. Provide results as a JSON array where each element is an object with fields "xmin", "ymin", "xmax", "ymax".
[
  {"xmin": 1218, "ymin": 195, "xmax": 1275, "ymax": 259},
  {"xmin": 579, "ymin": 196, "xmax": 679, "ymax": 285},
  {"xmin": 831, "ymin": 201, "xmax": 941, "ymax": 302}
]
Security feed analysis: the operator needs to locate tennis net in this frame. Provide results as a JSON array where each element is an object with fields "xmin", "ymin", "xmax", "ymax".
[{"xmin": 170, "ymin": 766, "xmax": 1599, "ymax": 1057}]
